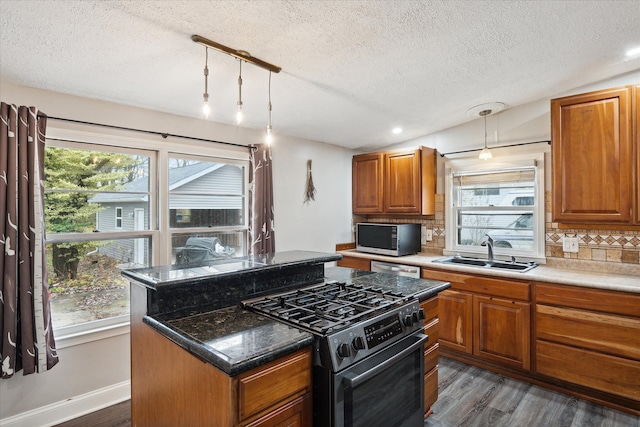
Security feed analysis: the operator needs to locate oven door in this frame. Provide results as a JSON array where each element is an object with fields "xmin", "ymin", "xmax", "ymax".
[{"xmin": 334, "ymin": 332, "xmax": 428, "ymax": 427}]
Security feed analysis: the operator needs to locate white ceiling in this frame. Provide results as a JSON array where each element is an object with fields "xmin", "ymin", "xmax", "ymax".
[{"xmin": 1, "ymin": 0, "xmax": 640, "ymax": 151}]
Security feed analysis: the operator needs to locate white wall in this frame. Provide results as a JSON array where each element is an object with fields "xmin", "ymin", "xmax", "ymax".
[
  {"xmin": 0, "ymin": 82, "xmax": 355, "ymax": 424},
  {"xmin": 272, "ymin": 136, "xmax": 354, "ymax": 252}
]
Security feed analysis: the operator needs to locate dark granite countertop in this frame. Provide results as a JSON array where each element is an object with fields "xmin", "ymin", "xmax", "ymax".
[
  {"xmin": 324, "ymin": 266, "xmax": 451, "ymax": 301},
  {"xmin": 123, "ymin": 250, "xmax": 341, "ymax": 289},
  {"xmin": 143, "ymin": 305, "xmax": 313, "ymax": 376}
]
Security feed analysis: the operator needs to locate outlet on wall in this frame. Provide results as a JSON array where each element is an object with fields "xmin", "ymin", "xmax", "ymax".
[
  {"xmin": 421, "ymin": 226, "xmax": 433, "ymax": 244},
  {"xmin": 562, "ymin": 235, "xmax": 579, "ymax": 253}
]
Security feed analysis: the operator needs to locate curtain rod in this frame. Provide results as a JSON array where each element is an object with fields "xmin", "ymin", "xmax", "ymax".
[
  {"xmin": 38, "ymin": 115, "xmax": 257, "ymax": 151},
  {"xmin": 439, "ymin": 140, "xmax": 550, "ymax": 157}
]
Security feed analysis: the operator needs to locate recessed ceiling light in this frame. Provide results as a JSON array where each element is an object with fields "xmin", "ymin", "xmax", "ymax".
[
  {"xmin": 392, "ymin": 127, "xmax": 402, "ymax": 134},
  {"xmin": 625, "ymin": 46, "xmax": 640, "ymax": 60}
]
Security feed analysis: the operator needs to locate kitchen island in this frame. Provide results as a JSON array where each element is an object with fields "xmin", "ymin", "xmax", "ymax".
[{"xmin": 123, "ymin": 251, "xmax": 450, "ymax": 427}]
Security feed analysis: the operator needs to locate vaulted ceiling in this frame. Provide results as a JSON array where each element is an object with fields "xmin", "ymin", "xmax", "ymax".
[{"xmin": 1, "ymin": 0, "xmax": 639, "ymax": 151}]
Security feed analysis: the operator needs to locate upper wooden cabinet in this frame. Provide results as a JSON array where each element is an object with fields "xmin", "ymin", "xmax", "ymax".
[
  {"xmin": 352, "ymin": 147, "xmax": 436, "ymax": 215},
  {"xmin": 551, "ymin": 86, "xmax": 636, "ymax": 225},
  {"xmin": 635, "ymin": 84, "xmax": 640, "ymax": 224}
]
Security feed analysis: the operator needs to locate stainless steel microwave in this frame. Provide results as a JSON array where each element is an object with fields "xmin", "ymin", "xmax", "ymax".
[{"xmin": 356, "ymin": 223, "xmax": 421, "ymax": 257}]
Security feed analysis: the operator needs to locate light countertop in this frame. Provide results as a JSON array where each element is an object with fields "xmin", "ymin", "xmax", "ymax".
[{"xmin": 338, "ymin": 250, "xmax": 640, "ymax": 294}]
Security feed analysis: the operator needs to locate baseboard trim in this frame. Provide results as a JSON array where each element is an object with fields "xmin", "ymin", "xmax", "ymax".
[{"xmin": 0, "ymin": 380, "xmax": 130, "ymax": 427}]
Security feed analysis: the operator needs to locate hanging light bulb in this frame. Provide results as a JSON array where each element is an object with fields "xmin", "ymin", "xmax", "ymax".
[
  {"xmin": 236, "ymin": 60, "xmax": 243, "ymax": 125},
  {"xmin": 202, "ymin": 47, "xmax": 210, "ymax": 119},
  {"xmin": 266, "ymin": 71, "xmax": 273, "ymax": 145},
  {"xmin": 478, "ymin": 109, "xmax": 492, "ymax": 160}
]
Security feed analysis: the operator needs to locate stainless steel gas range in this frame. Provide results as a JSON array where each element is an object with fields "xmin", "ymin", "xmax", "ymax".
[{"xmin": 242, "ymin": 280, "xmax": 428, "ymax": 427}]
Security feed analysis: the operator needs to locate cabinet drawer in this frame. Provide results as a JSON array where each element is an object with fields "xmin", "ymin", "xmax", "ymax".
[
  {"xmin": 238, "ymin": 349, "xmax": 312, "ymax": 421},
  {"xmin": 423, "ymin": 318, "xmax": 439, "ymax": 345},
  {"xmin": 536, "ymin": 304, "xmax": 640, "ymax": 360},
  {"xmin": 336, "ymin": 256, "xmax": 371, "ymax": 271},
  {"xmin": 420, "ymin": 296, "xmax": 439, "ymax": 323},
  {"xmin": 536, "ymin": 340, "xmax": 640, "ymax": 402},
  {"xmin": 243, "ymin": 393, "xmax": 312, "ymax": 427},
  {"xmin": 536, "ymin": 283, "xmax": 640, "ymax": 317},
  {"xmin": 424, "ymin": 366, "xmax": 439, "ymax": 412},
  {"xmin": 424, "ymin": 342, "xmax": 439, "ymax": 372},
  {"xmin": 422, "ymin": 268, "xmax": 530, "ymax": 301}
]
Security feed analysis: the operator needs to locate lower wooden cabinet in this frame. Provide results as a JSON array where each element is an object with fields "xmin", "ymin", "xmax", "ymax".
[
  {"xmin": 534, "ymin": 282, "xmax": 640, "ymax": 407},
  {"xmin": 474, "ymin": 296, "xmax": 530, "ymax": 370},
  {"xmin": 420, "ymin": 296, "xmax": 440, "ymax": 418},
  {"xmin": 437, "ymin": 290, "xmax": 473, "ymax": 354},
  {"xmin": 245, "ymin": 394, "xmax": 312, "ymax": 427},
  {"xmin": 336, "ymin": 255, "xmax": 371, "ymax": 271},
  {"xmin": 424, "ymin": 269, "xmax": 531, "ymax": 371}
]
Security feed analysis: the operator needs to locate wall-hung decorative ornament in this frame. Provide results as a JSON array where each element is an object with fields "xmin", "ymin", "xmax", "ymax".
[{"xmin": 304, "ymin": 159, "xmax": 317, "ymax": 204}]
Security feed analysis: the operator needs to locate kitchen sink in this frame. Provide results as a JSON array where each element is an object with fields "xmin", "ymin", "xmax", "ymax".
[{"xmin": 433, "ymin": 256, "xmax": 538, "ymax": 272}]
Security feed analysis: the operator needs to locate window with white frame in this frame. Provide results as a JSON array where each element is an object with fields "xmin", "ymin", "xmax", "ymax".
[
  {"xmin": 44, "ymin": 140, "xmax": 250, "ymax": 332},
  {"xmin": 445, "ymin": 157, "xmax": 545, "ymax": 261},
  {"xmin": 115, "ymin": 207, "xmax": 123, "ymax": 229}
]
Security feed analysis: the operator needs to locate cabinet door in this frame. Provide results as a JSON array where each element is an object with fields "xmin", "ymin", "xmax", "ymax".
[
  {"xmin": 551, "ymin": 86, "xmax": 633, "ymax": 223},
  {"xmin": 473, "ymin": 296, "xmax": 530, "ymax": 371},
  {"xmin": 384, "ymin": 148, "xmax": 421, "ymax": 214},
  {"xmin": 244, "ymin": 393, "xmax": 312, "ymax": 427},
  {"xmin": 633, "ymin": 85, "xmax": 640, "ymax": 224},
  {"xmin": 437, "ymin": 290, "xmax": 472, "ymax": 354},
  {"xmin": 352, "ymin": 152, "xmax": 384, "ymax": 214}
]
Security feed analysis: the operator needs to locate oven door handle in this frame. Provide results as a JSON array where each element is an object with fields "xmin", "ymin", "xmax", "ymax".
[{"xmin": 342, "ymin": 333, "xmax": 428, "ymax": 389}]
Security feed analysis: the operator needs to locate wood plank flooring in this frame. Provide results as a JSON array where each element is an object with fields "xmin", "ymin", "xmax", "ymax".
[
  {"xmin": 54, "ymin": 357, "xmax": 638, "ymax": 426},
  {"xmin": 426, "ymin": 357, "xmax": 639, "ymax": 427}
]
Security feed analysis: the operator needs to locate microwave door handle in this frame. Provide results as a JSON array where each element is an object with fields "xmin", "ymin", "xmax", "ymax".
[
  {"xmin": 399, "ymin": 267, "xmax": 419, "ymax": 274},
  {"xmin": 342, "ymin": 334, "xmax": 428, "ymax": 389}
]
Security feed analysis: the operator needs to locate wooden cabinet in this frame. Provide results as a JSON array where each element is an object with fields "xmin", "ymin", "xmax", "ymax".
[
  {"xmin": 352, "ymin": 147, "xmax": 436, "ymax": 215},
  {"xmin": 551, "ymin": 86, "xmax": 636, "ymax": 224},
  {"xmin": 474, "ymin": 295, "xmax": 530, "ymax": 370},
  {"xmin": 635, "ymin": 84, "xmax": 640, "ymax": 224},
  {"xmin": 420, "ymin": 296, "xmax": 440, "ymax": 418},
  {"xmin": 130, "ymin": 289, "xmax": 313, "ymax": 427},
  {"xmin": 535, "ymin": 283, "xmax": 640, "ymax": 405},
  {"xmin": 352, "ymin": 152, "xmax": 384, "ymax": 214},
  {"xmin": 422, "ymin": 268, "xmax": 531, "ymax": 371},
  {"xmin": 437, "ymin": 289, "xmax": 473, "ymax": 354},
  {"xmin": 336, "ymin": 255, "xmax": 371, "ymax": 271}
]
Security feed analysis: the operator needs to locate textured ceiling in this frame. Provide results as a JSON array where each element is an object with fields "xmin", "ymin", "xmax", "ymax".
[{"xmin": 1, "ymin": 0, "xmax": 640, "ymax": 151}]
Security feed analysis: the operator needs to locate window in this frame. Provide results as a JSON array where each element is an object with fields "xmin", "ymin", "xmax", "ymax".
[
  {"xmin": 45, "ymin": 142, "xmax": 153, "ymax": 330},
  {"xmin": 115, "ymin": 207, "xmax": 123, "ymax": 228},
  {"xmin": 445, "ymin": 156, "xmax": 545, "ymax": 261},
  {"xmin": 44, "ymin": 138, "xmax": 250, "ymax": 332}
]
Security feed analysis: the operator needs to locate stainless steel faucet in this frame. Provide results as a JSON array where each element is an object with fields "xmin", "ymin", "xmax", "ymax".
[{"xmin": 482, "ymin": 234, "xmax": 494, "ymax": 261}]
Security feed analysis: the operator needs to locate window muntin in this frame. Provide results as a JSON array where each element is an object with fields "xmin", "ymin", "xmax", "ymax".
[{"xmin": 450, "ymin": 167, "xmax": 540, "ymax": 257}]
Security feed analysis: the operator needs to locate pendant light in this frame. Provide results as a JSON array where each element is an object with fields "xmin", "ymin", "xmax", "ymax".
[
  {"xmin": 478, "ymin": 109, "xmax": 492, "ymax": 160},
  {"xmin": 266, "ymin": 71, "xmax": 273, "ymax": 145},
  {"xmin": 202, "ymin": 47, "xmax": 210, "ymax": 119},
  {"xmin": 236, "ymin": 60, "xmax": 243, "ymax": 125}
]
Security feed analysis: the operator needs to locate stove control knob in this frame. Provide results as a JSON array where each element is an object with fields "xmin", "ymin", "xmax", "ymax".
[
  {"xmin": 352, "ymin": 336, "xmax": 366, "ymax": 351},
  {"xmin": 418, "ymin": 309, "xmax": 425, "ymax": 320},
  {"xmin": 412, "ymin": 311, "xmax": 420, "ymax": 323},
  {"xmin": 337, "ymin": 343, "xmax": 351, "ymax": 359},
  {"xmin": 404, "ymin": 315, "xmax": 413, "ymax": 327}
]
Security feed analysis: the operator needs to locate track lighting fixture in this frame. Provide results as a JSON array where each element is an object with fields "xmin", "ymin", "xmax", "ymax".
[
  {"xmin": 192, "ymin": 35, "xmax": 281, "ymax": 143},
  {"xmin": 236, "ymin": 60, "xmax": 243, "ymax": 125},
  {"xmin": 266, "ymin": 71, "xmax": 273, "ymax": 145},
  {"xmin": 202, "ymin": 47, "xmax": 210, "ymax": 119}
]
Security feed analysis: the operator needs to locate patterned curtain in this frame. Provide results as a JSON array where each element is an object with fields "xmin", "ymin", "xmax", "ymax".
[
  {"xmin": 248, "ymin": 144, "xmax": 275, "ymax": 255},
  {"xmin": 1, "ymin": 103, "xmax": 58, "ymax": 379}
]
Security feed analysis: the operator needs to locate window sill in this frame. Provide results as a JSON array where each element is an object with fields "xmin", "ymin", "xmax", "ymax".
[{"xmin": 54, "ymin": 316, "xmax": 130, "ymax": 350}]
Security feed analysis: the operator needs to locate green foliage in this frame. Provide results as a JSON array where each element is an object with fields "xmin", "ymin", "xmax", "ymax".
[{"xmin": 45, "ymin": 147, "xmax": 142, "ymax": 279}]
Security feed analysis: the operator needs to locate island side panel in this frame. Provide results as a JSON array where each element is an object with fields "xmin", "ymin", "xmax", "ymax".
[{"xmin": 130, "ymin": 282, "xmax": 235, "ymax": 426}]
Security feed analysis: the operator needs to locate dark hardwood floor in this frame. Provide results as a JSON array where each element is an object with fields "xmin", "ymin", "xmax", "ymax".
[
  {"xmin": 54, "ymin": 357, "xmax": 638, "ymax": 427},
  {"xmin": 426, "ymin": 357, "xmax": 639, "ymax": 427}
]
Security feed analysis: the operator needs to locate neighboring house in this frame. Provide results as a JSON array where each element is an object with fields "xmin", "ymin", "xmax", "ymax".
[{"xmin": 90, "ymin": 162, "xmax": 244, "ymax": 265}]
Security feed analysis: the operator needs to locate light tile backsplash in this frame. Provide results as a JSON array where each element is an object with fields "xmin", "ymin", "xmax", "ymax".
[{"xmin": 353, "ymin": 192, "xmax": 640, "ymax": 270}]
